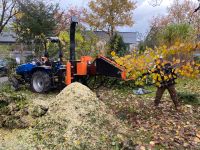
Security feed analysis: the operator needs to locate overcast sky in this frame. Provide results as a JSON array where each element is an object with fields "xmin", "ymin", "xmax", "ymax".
[{"xmin": 53, "ymin": 0, "xmax": 196, "ymax": 35}]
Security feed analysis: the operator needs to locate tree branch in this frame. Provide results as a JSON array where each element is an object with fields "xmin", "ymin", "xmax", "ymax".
[{"xmin": 0, "ymin": 0, "xmax": 17, "ymax": 33}]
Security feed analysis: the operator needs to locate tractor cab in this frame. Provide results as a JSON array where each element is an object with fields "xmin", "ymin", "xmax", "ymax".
[
  {"xmin": 29, "ymin": 36, "xmax": 66, "ymax": 77},
  {"xmin": 39, "ymin": 37, "xmax": 63, "ymax": 66}
]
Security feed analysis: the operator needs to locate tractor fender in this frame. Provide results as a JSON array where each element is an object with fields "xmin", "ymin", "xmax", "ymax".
[{"xmin": 31, "ymin": 66, "xmax": 52, "ymax": 75}]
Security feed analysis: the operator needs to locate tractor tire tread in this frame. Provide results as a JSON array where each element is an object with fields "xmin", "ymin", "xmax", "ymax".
[{"xmin": 31, "ymin": 71, "xmax": 51, "ymax": 93}]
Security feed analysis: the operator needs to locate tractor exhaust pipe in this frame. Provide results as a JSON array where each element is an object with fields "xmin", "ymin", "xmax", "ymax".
[{"xmin": 70, "ymin": 16, "xmax": 78, "ymax": 61}]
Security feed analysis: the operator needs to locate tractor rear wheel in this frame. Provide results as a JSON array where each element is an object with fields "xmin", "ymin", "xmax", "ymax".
[{"xmin": 31, "ymin": 71, "xmax": 51, "ymax": 93}]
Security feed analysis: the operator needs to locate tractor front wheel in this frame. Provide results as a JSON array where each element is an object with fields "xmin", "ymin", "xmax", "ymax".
[{"xmin": 31, "ymin": 71, "xmax": 51, "ymax": 93}]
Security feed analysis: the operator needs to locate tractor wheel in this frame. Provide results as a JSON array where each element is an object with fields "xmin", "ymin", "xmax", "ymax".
[{"xmin": 31, "ymin": 71, "xmax": 51, "ymax": 93}]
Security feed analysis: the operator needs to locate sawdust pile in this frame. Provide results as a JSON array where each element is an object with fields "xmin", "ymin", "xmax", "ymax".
[{"xmin": 34, "ymin": 82, "xmax": 131, "ymax": 149}]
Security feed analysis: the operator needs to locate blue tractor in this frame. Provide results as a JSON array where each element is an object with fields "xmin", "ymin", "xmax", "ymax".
[{"xmin": 13, "ymin": 37, "xmax": 66, "ymax": 93}]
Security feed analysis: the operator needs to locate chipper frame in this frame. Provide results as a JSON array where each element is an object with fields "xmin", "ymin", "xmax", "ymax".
[{"xmin": 65, "ymin": 16, "xmax": 127, "ymax": 86}]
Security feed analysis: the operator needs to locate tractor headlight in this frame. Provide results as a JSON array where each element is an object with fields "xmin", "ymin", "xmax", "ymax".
[{"xmin": 32, "ymin": 61, "xmax": 36, "ymax": 65}]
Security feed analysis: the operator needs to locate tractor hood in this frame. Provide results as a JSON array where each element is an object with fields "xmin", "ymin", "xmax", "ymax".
[{"xmin": 16, "ymin": 63, "xmax": 37, "ymax": 74}]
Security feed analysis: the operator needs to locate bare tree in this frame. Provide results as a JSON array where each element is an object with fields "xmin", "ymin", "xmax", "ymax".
[{"xmin": 0, "ymin": 0, "xmax": 17, "ymax": 33}]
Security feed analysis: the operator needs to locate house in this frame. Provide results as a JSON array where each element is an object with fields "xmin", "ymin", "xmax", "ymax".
[
  {"xmin": 0, "ymin": 31, "xmax": 17, "ymax": 44},
  {"xmin": 118, "ymin": 32, "xmax": 139, "ymax": 50},
  {"xmin": 93, "ymin": 31, "xmax": 139, "ymax": 51}
]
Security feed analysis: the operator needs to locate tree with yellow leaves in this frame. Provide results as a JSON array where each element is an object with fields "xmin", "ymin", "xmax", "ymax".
[
  {"xmin": 83, "ymin": 0, "xmax": 136, "ymax": 37},
  {"xmin": 112, "ymin": 42, "xmax": 200, "ymax": 82}
]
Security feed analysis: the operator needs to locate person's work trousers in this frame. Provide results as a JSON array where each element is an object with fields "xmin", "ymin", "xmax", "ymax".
[{"xmin": 155, "ymin": 84, "xmax": 179, "ymax": 107}]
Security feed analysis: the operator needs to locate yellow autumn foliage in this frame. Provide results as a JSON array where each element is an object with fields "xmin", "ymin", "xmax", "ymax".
[{"xmin": 112, "ymin": 42, "xmax": 200, "ymax": 86}]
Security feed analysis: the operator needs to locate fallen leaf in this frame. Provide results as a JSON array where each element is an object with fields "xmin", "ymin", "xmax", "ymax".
[
  {"xmin": 150, "ymin": 141, "xmax": 156, "ymax": 146},
  {"xmin": 196, "ymin": 132, "xmax": 200, "ymax": 139},
  {"xmin": 136, "ymin": 141, "xmax": 142, "ymax": 145},
  {"xmin": 194, "ymin": 137, "xmax": 200, "ymax": 143},
  {"xmin": 183, "ymin": 142, "xmax": 189, "ymax": 147},
  {"xmin": 140, "ymin": 146, "xmax": 146, "ymax": 150}
]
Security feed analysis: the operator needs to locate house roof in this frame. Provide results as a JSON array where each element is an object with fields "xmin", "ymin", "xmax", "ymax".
[
  {"xmin": 0, "ymin": 31, "xmax": 17, "ymax": 43},
  {"xmin": 0, "ymin": 30, "xmax": 139, "ymax": 44},
  {"xmin": 93, "ymin": 31, "xmax": 110, "ymax": 41},
  {"xmin": 118, "ymin": 32, "xmax": 137, "ymax": 44},
  {"xmin": 93, "ymin": 31, "xmax": 138, "ymax": 44}
]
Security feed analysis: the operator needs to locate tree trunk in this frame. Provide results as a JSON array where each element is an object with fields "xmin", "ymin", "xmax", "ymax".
[
  {"xmin": 0, "ymin": 28, "xmax": 3, "ymax": 34},
  {"xmin": 110, "ymin": 25, "xmax": 114, "ymax": 37}
]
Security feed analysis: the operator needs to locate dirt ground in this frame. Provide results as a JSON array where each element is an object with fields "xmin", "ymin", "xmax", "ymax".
[{"xmin": 0, "ymin": 78, "xmax": 200, "ymax": 149}]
